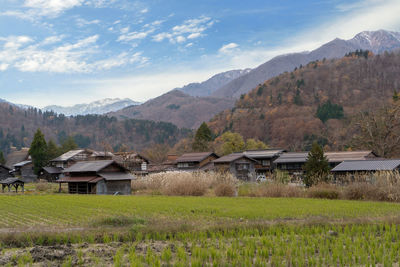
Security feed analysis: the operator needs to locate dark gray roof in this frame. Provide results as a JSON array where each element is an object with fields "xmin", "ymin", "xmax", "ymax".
[
  {"xmin": 177, "ymin": 152, "xmax": 218, "ymax": 163},
  {"xmin": 63, "ymin": 160, "xmax": 115, "ymax": 173},
  {"xmin": 213, "ymin": 153, "xmax": 258, "ymax": 163},
  {"xmin": 13, "ymin": 160, "xmax": 32, "ymax": 167},
  {"xmin": 332, "ymin": 160, "xmax": 400, "ymax": 172},
  {"xmin": 43, "ymin": 166, "xmax": 63, "ymax": 174},
  {"xmin": 0, "ymin": 178, "xmax": 24, "ymax": 184},
  {"xmin": 325, "ymin": 151, "xmax": 376, "ymax": 162},
  {"xmin": 243, "ymin": 149, "xmax": 285, "ymax": 159},
  {"xmin": 98, "ymin": 172, "xmax": 134, "ymax": 181},
  {"xmin": 274, "ymin": 152, "xmax": 309, "ymax": 164}
]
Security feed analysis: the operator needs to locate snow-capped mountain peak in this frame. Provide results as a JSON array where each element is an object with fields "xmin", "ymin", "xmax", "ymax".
[{"xmin": 44, "ymin": 98, "xmax": 140, "ymax": 116}]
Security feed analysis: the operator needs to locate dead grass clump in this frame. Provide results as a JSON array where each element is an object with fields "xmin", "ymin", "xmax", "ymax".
[
  {"xmin": 343, "ymin": 183, "xmax": 375, "ymax": 200},
  {"xmin": 307, "ymin": 184, "xmax": 340, "ymax": 199},
  {"xmin": 239, "ymin": 183, "xmax": 304, "ymax": 198},
  {"xmin": 214, "ymin": 183, "xmax": 236, "ymax": 197},
  {"xmin": 35, "ymin": 182, "xmax": 53, "ymax": 192}
]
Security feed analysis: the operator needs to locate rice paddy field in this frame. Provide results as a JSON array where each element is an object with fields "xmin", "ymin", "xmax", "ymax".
[{"xmin": 2, "ymin": 194, "xmax": 400, "ymax": 266}]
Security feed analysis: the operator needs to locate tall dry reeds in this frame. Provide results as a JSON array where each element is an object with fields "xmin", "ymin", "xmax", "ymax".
[{"xmin": 132, "ymin": 171, "xmax": 237, "ymax": 196}]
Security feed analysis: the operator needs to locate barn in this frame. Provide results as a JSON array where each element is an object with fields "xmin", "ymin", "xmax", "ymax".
[{"xmin": 58, "ymin": 160, "xmax": 134, "ymax": 195}]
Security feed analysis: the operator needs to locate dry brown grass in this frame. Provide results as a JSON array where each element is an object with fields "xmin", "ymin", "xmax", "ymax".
[
  {"xmin": 214, "ymin": 183, "xmax": 236, "ymax": 197},
  {"xmin": 307, "ymin": 183, "xmax": 341, "ymax": 199},
  {"xmin": 132, "ymin": 171, "xmax": 237, "ymax": 196},
  {"xmin": 238, "ymin": 183, "xmax": 304, "ymax": 198}
]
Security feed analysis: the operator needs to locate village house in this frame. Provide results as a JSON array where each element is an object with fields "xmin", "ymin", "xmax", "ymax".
[
  {"xmin": 49, "ymin": 149, "xmax": 93, "ymax": 169},
  {"xmin": 213, "ymin": 153, "xmax": 258, "ymax": 181},
  {"xmin": 325, "ymin": 151, "xmax": 377, "ymax": 168},
  {"xmin": 12, "ymin": 160, "xmax": 37, "ymax": 182},
  {"xmin": 243, "ymin": 149, "xmax": 285, "ymax": 176},
  {"xmin": 331, "ymin": 159, "xmax": 400, "ymax": 179},
  {"xmin": 57, "ymin": 160, "xmax": 134, "ymax": 195},
  {"xmin": 0, "ymin": 165, "xmax": 11, "ymax": 181},
  {"xmin": 176, "ymin": 152, "xmax": 219, "ymax": 171},
  {"xmin": 274, "ymin": 152, "xmax": 309, "ymax": 176},
  {"xmin": 5, "ymin": 147, "xmax": 30, "ymax": 170},
  {"xmin": 113, "ymin": 152, "xmax": 150, "ymax": 175},
  {"xmin": 148, "ymin": 154, "xmax": 179, "ymax": 173}
]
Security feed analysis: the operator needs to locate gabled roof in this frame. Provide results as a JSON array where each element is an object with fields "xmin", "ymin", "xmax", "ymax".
[
  {"xmin": 274, "ymin": 152, "xmax": 309, "ymax": 164},
  {"xmin": 332, "ymin": 159, "xmax": 400, "ymax": 172},
  {"xmin": 90, "ymin": 151, "xmax": 114, "ymax": 157},
  {"xmin": 243, "ymin": 149, "xmax": 286, "ymax": 159},
  {"xmin": 13, "ymin": 160, "xmax": 32, "ymax": 167},
  {"xmin": 325, "ymin": 151, "xmax": 376, "ymax": 162},
  {"xmin": 176, "ymin": 152, "xmax": 218, "ymax": 163},
  {"xmin": 63, "ymin": 160, "xmax": 115, "ymax": 173},
  {"xmin": 213, "ymin": 153, "xmax": 258, "ymax": 163},
  {"xmin": 50, "ymin": 149, "xmax": 87, "ymax": 162},
  {"xmin": 0, "ymin": 178, "xmax": 24, "ymax": 184},
  {"xmin": 0, "ymin": 165, "xmax": 10, "ymax": 171},
  {"xmin": 43, "ymin": 166, "xmax": 63, "ymax": 174}
]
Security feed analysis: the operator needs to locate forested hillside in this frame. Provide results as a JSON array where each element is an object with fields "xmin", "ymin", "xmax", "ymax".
[
  {"xmin": 0, "ymin": 104, "xmax": 190, "ymax": 156},
  {"xmin": 209, "ymin": 51, "xmax": 400, "ymax": 152}
]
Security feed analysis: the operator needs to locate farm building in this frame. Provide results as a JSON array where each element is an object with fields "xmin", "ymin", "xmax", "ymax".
[
  {"xmin": 39, "ymin": 166, "xmax": 63, "ymax": 182},
  {"xmin": 325, "ymin": 151, "xmax": 377, "ymax": 168},
  {"xmin": 0, "ymin": 165, "xmax": 11, "ymax": 180},
  {"xmin": 114, "ymin": 152, "xmax": 150, "ymax": 175},
  {"xmin": 49, "ymin": 149, "xmax": 93, "ymax": 169},
  {"xmin": 12, "ymin": 160, "xmax": 37, "ymax": 182},
  {"xmin": 0, "ymin": 178, "xmax": 24, "ymax": 193},
  {"xmin": 274, "ymin": 152, "xmax": 308, "ymax": 176},
  {"xmin": 213, "ymin": 153, "xmax": 257, "ymax": 181},
  {"xmin": 58, "ymin": 160, "xmax": 134, "ymax": 195},
  {"xmin": 176, "ymin": 152, "xmax": 219, "ymax": 171},
  {"xmin": 243, "ymin": 149, "xmax": 285, "ymax": 175},
  {"xmin": 331, "ymin": 159, "xmax": 400, "ymax": 177}
]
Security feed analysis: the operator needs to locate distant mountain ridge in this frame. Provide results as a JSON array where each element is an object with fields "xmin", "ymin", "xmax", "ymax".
[
  {"xmin": 109, "ymin": 90, "xmax": 235, "ymax": 129},
  {"xmin": 211, "ymin": 30, "xmax": 400, "ymax": 98},
  {"xmin": 44, "ymin": 98, "xmax": 140, "ymax": 116},
  {"xmin": 176, "ymin": 69, "xmax": 251, "ymax": 97}
]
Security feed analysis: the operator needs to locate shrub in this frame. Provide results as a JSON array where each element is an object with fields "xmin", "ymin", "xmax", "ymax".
[
  {"xmin": 35, "ymin": 182, "xmax": 53, "ymax": 192},
  {"xmin": 307, "ymin": 184, "xmax": 340, "ymax": 199},
  {"xmin": 214, "ymin": 183, "xmax": 236, "ymax": 197}
]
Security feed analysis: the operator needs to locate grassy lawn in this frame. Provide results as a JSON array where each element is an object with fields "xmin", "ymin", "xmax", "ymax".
[{"xmin": 2, "ymin": 195, "xmax": 400, "ymax": 266}]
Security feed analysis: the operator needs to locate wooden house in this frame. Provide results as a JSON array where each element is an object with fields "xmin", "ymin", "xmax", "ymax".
[
  {"xmin": 274, "ymin": 152, "xmax": 308, "ymax": 175},
  {"xmin": 325, "ymin": 151, "xmax": 377, "ymax": 168},
  {"xmin": 213, "ymin": 153, "xmax": 258, "ymax": 181},
  {"xmin": 243, "ymin": 149, "xmax": 285, "ymax": 176},
  {"xmin": 331, "ymin": 159, "xmax": 400, "ymax": 177},
  {"xmin": 0, "ymin": 165, "xmax": 11, "ymax": 181},
  {"xmin": 113, "ymin": 152, "xmax": 150, "ymax": 175},
  {"xmin": 148, "ymin": 154, "xmax": 178, "ymax": 173},
  {"xmin": 58, "ymin": 160, "xmax": 134, "ymax": 195},
  {"xmin": 176, "ymin": 152, "xmax": 219, "ymax": 171},
  {"xmin": 5, "ymin": 147, "xmax": 30, "ymax": 169},
  {"xmin": 12, "ymin": 161, "xmax": 37, "ymax": 182},
  {"xmin": 39, "ymin": 167, "xmax": 63, "ymax": 182},
  {"xmin": 49, "ymin": 149, "xmax": 93, "ymax": 169}
]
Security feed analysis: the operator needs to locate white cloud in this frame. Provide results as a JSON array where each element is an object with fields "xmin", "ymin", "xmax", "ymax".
[
  {"xmin": 23, "ymin": 0, "xmax": 85, "ymax": 17},
  {"xmin": 41, "ymin": 35, "xmax": 64, "ymax": 45},
  {"xmin": 218, "ymin": 43, "xmax": 239, "ymax": 54},
  {"xmin": 0, "ymin": 34, "xmax": 147, "ymax": 73},
  {"xmin": 76, "ymin": 18, "xmax": 101, "ymax": 27},
  {"xmin": 152, "ymin": 16, "xmax": 215, "ymax": 44},
  {"xmin": 140, "ymin": 8, "xmax": 148, "ymax": 14},
  {"xmin": 0, "ymin": 63, "xmax": 9, "ymax": 71}
]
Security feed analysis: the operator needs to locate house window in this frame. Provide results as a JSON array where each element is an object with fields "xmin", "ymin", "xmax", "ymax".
[
  {"xmin": 141, "ymin": 162, "xmax": 147, "ymax": 171},
  {"xmin": 261, "ymin": 160, "xmax": 270, "ymax": 167},
  {"xmin": 178, "ymin": 163, "xmax": 189, "ymax": 168},
  {"xmin": 236, "ymin": 163, "xmax": 250, "ymax": 171}
]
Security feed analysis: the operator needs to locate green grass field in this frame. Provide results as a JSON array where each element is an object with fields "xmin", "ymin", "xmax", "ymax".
[{"xmin": 2, "ymin": 195, "xmax": 400, "ymax": 266}]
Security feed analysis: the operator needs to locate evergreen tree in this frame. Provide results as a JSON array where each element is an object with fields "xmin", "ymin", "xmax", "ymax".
[
  {"xmin": 61, "ymin": 136, "xmax": 78, "ymax": 153},
  {"xmin": 47, "ymin": 139, "xmax": 61, "ymax": 161},
  {"xmin": 0, "ymin": 151, "xmax": 5, "ymax": 165},
  {"xmin": 29, "ymin": 129, "xmax": 48, "ymax": 175},
  {"xmin": 294, "ymin": 89, "xmax": 303, "ymax": 105},
  {"xmin": 393, "ymin": 90, "xmax": 399, "ymax": 102},
  {"xmin": 192, "ymin": 122, "xmax": 213, "ymax": 152},
  {"xmin": 316, "ymin": 100, "xmax": 344, "ymax": 123},
  {"xmin": 303, "ymin": 142, "xmax": 330, "ymax": 187}
]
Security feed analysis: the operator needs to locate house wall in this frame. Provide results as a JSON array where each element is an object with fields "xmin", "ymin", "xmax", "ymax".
[
  {"xmin": 20, "ymin": 164, "xmax": 37, "ymax": 182},
  {"xmin": 229, "ymin": 158, "xmax": 256, "ymax": 182},
  {"xmin": 199, "ymin": 155, "xmax": 219, "ymax": 168},
  {"xmin": 104, "ymin": 180, "xmax": 131, "ymax": 195},
  {"xmin": 0, "ymin": 167, "xmax": 10, "ymax": 180},
  {"xmin": 96, "ymin": 180, "xmax": 107, "ymax": 194}
]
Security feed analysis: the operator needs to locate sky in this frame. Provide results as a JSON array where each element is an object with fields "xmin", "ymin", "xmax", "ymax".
[{"xmin": 1, "ymin": 0, "xmax": 400, "ymax": 108}]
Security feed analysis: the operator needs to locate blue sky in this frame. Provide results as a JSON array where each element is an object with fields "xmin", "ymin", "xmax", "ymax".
[{"xmin": 1, "ymin": 0, "xmax": 400, "ymax": 107}]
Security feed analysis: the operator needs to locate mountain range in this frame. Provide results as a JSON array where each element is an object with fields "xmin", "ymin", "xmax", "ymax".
[
  {"xmin": 110, "ymin": 30, "xmax": 400, "ymax": 128},
  {"xmin": 43, "ymin": 98, "xmax": 140, "ymax": 116}
]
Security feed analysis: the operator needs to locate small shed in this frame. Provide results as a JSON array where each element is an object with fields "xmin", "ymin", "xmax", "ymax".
[
  {"xmin": 0, "ymin": 178, "xmax": 25, "ymax": 193},
  {"xmin": 213, "ymin": 153, "xmax": 258, "ymax": 181},
  {"xmin": 12, "ymin": 161, "xmax": 37, "ymax": 182},
  {"xmin": 39, "ymin": 166, "xmax": 63, "ymax": 182},
  {"xmin": 58, "ymin": 160, "xmax": 134, "ymax": 195}
]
